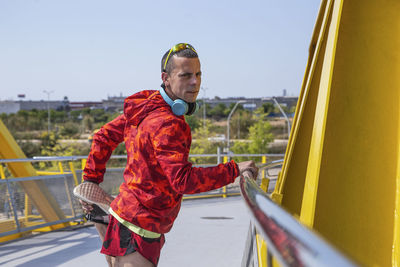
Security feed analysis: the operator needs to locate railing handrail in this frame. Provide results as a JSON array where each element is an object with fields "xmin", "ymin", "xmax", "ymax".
[
  {"xmin": 0, "ymin": 153, "xmax": 285, "ymax": 164},
  {"xmin": 240, "ymin": 171, "xmax": 357, "ymax": 267},
  {"xmin": 257, "ymin": 159, "xmax": 284, "ymax": 170}
]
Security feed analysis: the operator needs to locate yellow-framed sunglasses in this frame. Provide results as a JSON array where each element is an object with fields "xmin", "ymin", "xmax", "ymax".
[{"xmin": 163, "ymin": 43, "xmax": 197, "ymax": 71}]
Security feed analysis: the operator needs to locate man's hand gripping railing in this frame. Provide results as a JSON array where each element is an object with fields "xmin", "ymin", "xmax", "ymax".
[{"xmin": 237, "ymin": 161, "xmax": 259, "ymax": 181}]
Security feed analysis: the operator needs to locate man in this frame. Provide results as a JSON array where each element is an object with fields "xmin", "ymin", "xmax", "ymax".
[{"xmin": 79, "ymin": 43, "xmax": 258, "ymax": 267}]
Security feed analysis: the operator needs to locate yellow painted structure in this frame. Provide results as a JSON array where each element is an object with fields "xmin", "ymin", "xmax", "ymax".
[
  {"xmin": 272, "ymin": 0, "xmax": 400, "ymax": 266},
  {"xmin": 0, "ymin": 120, "xmax": 69, "ymax": 239}
]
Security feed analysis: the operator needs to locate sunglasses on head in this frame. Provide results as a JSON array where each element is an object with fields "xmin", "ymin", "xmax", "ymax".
[{"xmin": 163, "ymin": 43, "xmax": 197, "ymax": 71}]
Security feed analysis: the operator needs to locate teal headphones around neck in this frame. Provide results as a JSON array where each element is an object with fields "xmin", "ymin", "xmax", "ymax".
[{"xmin": 159, "ymin": 88, "xmax": 198, "ymax": 116}]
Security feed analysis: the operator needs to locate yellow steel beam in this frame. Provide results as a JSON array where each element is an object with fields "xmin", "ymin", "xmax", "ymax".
[
  {"xmin": 271, "ymin": 0, "xmax": 333, "ymax": 215},
  {"xmin": 277, "ymin": 0, "xmax": 400, "ymax": 265},
  {"xmin": 299, "ymin": 0, "xmax": 344, "ymax": 228},
  {"xmin": 0, "ymin": 120, "xmax": 68, "ymax": 229}
]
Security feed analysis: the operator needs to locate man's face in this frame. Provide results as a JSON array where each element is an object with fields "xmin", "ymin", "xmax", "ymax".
[{"xmin": 163, "ymin": 56, "xmax": 202, "ymax": 103}]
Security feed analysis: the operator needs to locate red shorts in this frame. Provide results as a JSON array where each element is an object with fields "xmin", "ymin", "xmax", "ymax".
[{"xmin": 100, "ymin": 215, "xmax": 165, "ymax": 266}]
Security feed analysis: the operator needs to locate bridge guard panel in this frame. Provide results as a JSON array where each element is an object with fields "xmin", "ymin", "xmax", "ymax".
[{"xmin": 0, "ymin": 120, "xmax": 67, "ymax": 225}]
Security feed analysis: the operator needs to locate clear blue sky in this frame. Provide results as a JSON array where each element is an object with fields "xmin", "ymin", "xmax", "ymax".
[{"xmin": 0, "ymin": 0, "xmax": 321, "ymax": 102}]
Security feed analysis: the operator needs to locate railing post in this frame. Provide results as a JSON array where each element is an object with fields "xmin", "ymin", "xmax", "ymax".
[
  {"xmin": 261, "ymin": 156, "xmax": 267, "ymax": 179},
  {"xmin": 0, "ymin": 164, "xmax": 29, "ymax": 224},
  {"xmin": 81, "ymin": 159, "xmax": 86, "ymax": 183},
  {"xmin": 69, "ymin": 162, "xmax": 79, "ymax": 186},
  {"xmin": 5, "ymin": 178, "xmax": 21, "ymax": 233},
  {"xmin": 260, "ymin": 156, "xmax": 270, "ymax": 193},
  {"xmin": 0, "ymin": 165, "xmax": 16, "ymax": 224},
  {"xmin": 217, "ymin": 147, "xmax": 221, "ymax": 164},
  {"xmin": 222, "ymin": 156, "xmax": 228, "ymax": 198},
  {"xmin": 24, "ymin": 194, "xmax": 32, "ymax": 222},
  {"xmin": 59, "ymin": 162, "xmax": 75, "ymax": 218}
]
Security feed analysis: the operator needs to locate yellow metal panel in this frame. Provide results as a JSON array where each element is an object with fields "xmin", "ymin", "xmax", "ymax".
[
  {"xmin": 309, "ymin": 1, "xmax": 398, "ymax": 265},
  {"xmin": 0, "ymin": 120, "xmax": 67, "ymax": 227},
  {"xmin": 300, "ymin": 0, "xmax": 344, "ymax": 227},
  {"xmin": 395, "ymin": 108, "xmax": 400, "ymax": 265},
  {"xmin": 273, "ymin": 0, "xmax": 333, "ymax": 215},
  {"xmin": 0, "ymin": 233, "xmax": 22, "ymax": 243},
  {"xmin": 278, "ymin": 0, "xmax": 400, "ymax": 265}
]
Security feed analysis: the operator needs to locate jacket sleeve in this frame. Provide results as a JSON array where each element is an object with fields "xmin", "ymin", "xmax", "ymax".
[
  {"xmin": 83, "ymin": 114, "xmax": 126, "ymax": 184},
  {"xmin": 152, "ymin": 118, "xmax": 240, "ymax": 194}
]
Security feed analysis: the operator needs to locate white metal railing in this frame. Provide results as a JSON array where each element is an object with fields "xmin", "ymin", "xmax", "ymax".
[
  {"xmin": 0, "ymin": 153, "xmax": 284, "ymax": 241},
  {"xmin": 240, "ymin": 164, "xmax": 357, "ymax": 267}
]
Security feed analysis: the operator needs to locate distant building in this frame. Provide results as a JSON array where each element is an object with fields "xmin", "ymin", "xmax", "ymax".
[
  {"xmin": 0, "ymin": 94, "xmax": 298, "ymax": 114},
  {"xmin": 102, "ymin": 95, "xmax": 125, "ymax": 112},
  {"xmin": 69, "ymin": 101, "xmax": 102, "ymax": 110},
  {"xmin": 19, "ymin": 100, "xmax": 66, "ymax": 111},
  {"xmin": 0, "ymin": 100, "xmax": 66, "ymax": 114},
  {"xmin": 0, "ymin": 101, "xmax": 20, "ymax": 114}
]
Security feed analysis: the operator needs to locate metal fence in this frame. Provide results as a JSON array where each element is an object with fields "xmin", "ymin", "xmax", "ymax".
[
  {"xmin": 0, "ymin": 173, "xmax": 83, "ymax": 239},
  {"xmin": 0, "ymin": 152, "xmax": 283, "ymax": 242}
]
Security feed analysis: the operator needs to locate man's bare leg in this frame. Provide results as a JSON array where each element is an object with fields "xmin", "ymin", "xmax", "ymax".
[
  {"xmin": 113, "ymin": 251, "xmax": 154, "ymax": 267},
  {"xmin": 94, "ymin": 223, "xmax": 115, "ymax": 267},
  {"xmin": 94, "ymin": 224, "xmax": 152, "ymax": 267},
  {"xmin": 78, "ymin": 196, "xmax": 116, "ymax": 266}
]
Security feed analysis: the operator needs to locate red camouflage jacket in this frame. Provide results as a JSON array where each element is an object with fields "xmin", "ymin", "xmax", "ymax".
[{"xmin": 83, "ymin": 90, "xmax": 239, "ymax": 233}]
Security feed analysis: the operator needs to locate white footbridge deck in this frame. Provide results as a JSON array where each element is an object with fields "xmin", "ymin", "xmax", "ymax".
[{"xmin": 0, "ymin": 196, "xmax": 249, "ymax": 267}]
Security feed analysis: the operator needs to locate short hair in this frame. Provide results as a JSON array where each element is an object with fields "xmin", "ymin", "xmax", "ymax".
[{"xmin": 160, "ymin": 47, "xmax": 198, "ymax": 89}]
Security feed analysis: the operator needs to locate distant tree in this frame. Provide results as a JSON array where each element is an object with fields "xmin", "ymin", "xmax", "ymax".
[
  {"xmin": 196, "ymin": 102, "xmax": 212, "ymax": 120},
  {"xmin": 27, "ymin": 117, "xmax": 43, "ymax": 131},
  {"xmin": 17, "ymin": 141, "xmax": 41, "ymax": 158},
  {"xmin": 231, "ymin": 110, "xmax": 273, "ymax": 160},
  {"xmin": 230, "ymin": 110, "xmax": 254, "ymax": 139},
  {"xmin": 288, "ymin": 105, "xmax": 297, "ymax": 114},
  {"xmin": 228, "ymin": 103, "xmax": 244, "ymax": 112},
  {"xmin": 261, "ymin": 102, "xmax": 275, "ymax": 114},
  {"xmin": 17, "ymin": 110, "xmax": 29, "ymax": 121},
  {"xmin": 59, "ymin": 122, "xmax": 80, "ymax": 138},
  {"xmin": 247, "ymin": 116, "xmax": 273, "ymax": 154},
  {"xmin": 83, "ymin": 115, "xmax": 94, "ymax": 132},
  {"xmin": 209, "ymin": 103, "xmax": 228, "ymax": 120},
  {"xmin": 40, "ymin": 132, "xmax": 59, "ymax": 151},
  {"xmin": 185, "ymin": 115, "xmax": 201, "ymax": 131},
  {"xmin": 190, "ymin": 120, "xmax": 222, "ymax": 164},
  {"xmin": 70, "ymin": 110, "xmax": 82, "ymax": 121},
  {"xmin": 90, "ymin": 109, "xmax": 108, "ymax": 123},
  {"xmin": 51, "ymin": 110, "xmax": 66, "ymax": 123}
]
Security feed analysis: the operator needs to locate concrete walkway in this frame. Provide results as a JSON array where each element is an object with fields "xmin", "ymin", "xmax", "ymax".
[{"xmin": 0, "ymin": 196, "xmax": 250, "ymax": 267}]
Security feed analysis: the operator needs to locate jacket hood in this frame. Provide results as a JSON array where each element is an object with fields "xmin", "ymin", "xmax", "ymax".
[{"xmin": 124, "ymin": 90, "xmax": 169, "ymax": 126}]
